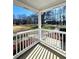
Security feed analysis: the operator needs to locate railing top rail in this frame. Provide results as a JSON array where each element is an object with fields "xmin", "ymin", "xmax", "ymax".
[
  {"xmin": 42, "ymin": 29, "xmax": 66, "ymax": 34},
  {"xmin": 13, "ymin": 29, "xmax": 39, "ymax": 36},
  {"xmin": 13, "ymin": 29, "xmax": 66, "ymax": 36}
]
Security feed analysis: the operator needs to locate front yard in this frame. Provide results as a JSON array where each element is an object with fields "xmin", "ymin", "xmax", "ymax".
[{"xmin": 13, "ymin": 24, "xmax": 66, "ymax": 33}]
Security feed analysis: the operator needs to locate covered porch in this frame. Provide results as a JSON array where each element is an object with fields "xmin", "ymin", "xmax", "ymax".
[{"xmin": 13, "ymin": 0, "xmax": 66, "ymax": 59}]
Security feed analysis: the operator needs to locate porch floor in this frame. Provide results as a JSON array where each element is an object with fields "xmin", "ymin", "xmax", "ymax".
[{"xmin": 17, "ymin": 43, "xmax": 65, "ymax": 59}]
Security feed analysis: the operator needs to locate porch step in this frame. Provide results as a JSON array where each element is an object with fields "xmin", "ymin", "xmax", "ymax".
[{"xmin": 26, "ymin": 44, "xmax": 60, "ymax": 59}]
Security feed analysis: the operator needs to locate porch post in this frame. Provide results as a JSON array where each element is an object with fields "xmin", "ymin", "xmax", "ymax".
[{"xmin": 38, "ymin": 12, "xmax": 42, "ymax": 40}]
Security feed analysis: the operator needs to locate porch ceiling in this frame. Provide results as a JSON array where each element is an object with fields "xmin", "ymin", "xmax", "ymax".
[{"xmin": 14, "ymin": 0, "xmax": 66, "ymax": 13}]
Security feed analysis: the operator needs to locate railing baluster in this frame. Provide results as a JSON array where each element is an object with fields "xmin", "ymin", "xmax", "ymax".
[
  {"xmin": 59, "ymin": 33, "xmax": 61, "ymax": 49},
  {"xmin": 48, "ymin": 32, "xmax": 49, "ymax": 43},
  {"xmin": 19, "ymin": 34, "xmax": 21, "ymax": 51},
  {"xmin": 65, "ymin": 34, "xmax": 66, "ymax": 51},
  {"xmin": 50, "ymin": 33, "xmax": 52, "ymax": 45},
  {"xmin": 27, "ymin": 33, "xmax": 29, "ymax": 47},
  {"xmin": 16, "ymin": 35, "xmax": 17, "ymax": 54},
  {"xmin": 23, "ymin": 34, "xmax": 24, "ymax": 49},
  {"xmin": 49, "ymin": 33, "xmax": 51, "ymax": 44},
  {"xmin": 26, "ymin": 40, "xmax": 28, "ymax": 47},
  {"xmin": 54, "ymin": 32, "xmax": 55, "ymax": 45},
  {"xmin": 25, "ymin": 33, "xmax": 26, "ymax": 48},
  {"xmin": 54, "ymin": 32, "xmax": 55, "ymax": 39}
]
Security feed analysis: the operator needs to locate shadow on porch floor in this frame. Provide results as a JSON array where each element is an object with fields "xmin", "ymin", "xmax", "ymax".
[{"xmin": 17, "ymin": 43, "xmax": 66, "ymax": 59}]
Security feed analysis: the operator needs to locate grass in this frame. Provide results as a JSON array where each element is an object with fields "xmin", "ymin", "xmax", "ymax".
[
  {"xmin": 13, "ymin": 24, "xmax": 38, "ymax": 33},
  {"xmin": 42, "ymin": 24, "xmax": 56, "ymax": 29},
  {"xmin": 42, "ymin": 24, "xmax": 66, "ymax": 29},
  {"xmin": 13, "ymin": 24, "xmax": 66, "ymax": 33}
]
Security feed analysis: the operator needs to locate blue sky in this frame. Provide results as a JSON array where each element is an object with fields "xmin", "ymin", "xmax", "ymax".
[{"xmin": 13, "ymin": 5, "xmax": 35, "ymax": 16}]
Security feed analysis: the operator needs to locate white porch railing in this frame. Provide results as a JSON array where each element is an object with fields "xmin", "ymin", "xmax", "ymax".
[
  {"xmin": 13, "ymin": 29, "xmax": 39, "ymax": 59},
  {"xmin": 41, "ymin": 29, "xmax": 66, "ymax": 56},
  {"xmin": 13, "ymin": 29, "xmax": 66, "ymax": 59}
]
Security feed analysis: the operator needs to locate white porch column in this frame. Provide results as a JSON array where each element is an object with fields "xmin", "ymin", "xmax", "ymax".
[{"xmin": 38, "ymin": 12, "xmax": 42, "ymax": 40}]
